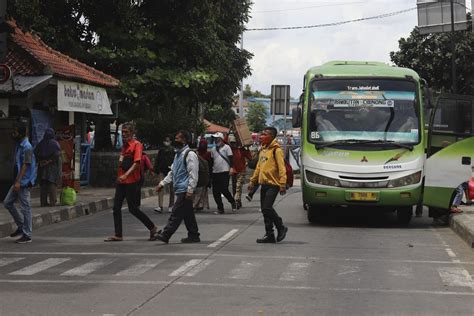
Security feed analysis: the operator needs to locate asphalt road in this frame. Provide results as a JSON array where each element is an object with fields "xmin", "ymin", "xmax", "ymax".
[{"xmin": 1, "ymin": 185, "xmax": 474, "ymax": 316}]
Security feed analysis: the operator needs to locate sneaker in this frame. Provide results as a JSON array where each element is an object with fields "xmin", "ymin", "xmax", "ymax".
[
  {"xmin": 231, "ymin": 202, "xmax": 237, "ymax": 213},
  {"xmin": 276, "ymin": 226, "xmax": 288, "ymax": 242},
  {"xmin": 154, "ymin": 207, "xmax": 163, "ymax": 213},
  {"xmin": 10, "ymin": 228, "xmax": 22, "ymax": 238},
  {"xmin": 15, "ymin": 236, "xmax": 32, "ymax": 244},
  {"xmin": 181, "ymin": 236, "xmax": 201, "ymax": 243},
  {"xmin": 154, "ymin": 231, "xmax": 169, "ymax": 244},
  {"xmin": 245, "ymin": 194, "xmax": 253, "ymax": 202},
  {"xmin": 256, "ymin": 234, "xmax": 276, "ymax": 243},
  {"xmin": 213, "ymin": 210, "xmax": 224, "ymax": 215}
]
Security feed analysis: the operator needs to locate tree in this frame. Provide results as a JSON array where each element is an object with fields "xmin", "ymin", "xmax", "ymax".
[
  {"xmin": 390, "ymin": 15, "xmax": 473, "ymax": 94},
  {"xmin": 246, "ymin": 102, "xmax": 268, "ymax": 132},
  {"xmin": 243, "ymin": 84, "xmax": 268, "ymax": 98}
]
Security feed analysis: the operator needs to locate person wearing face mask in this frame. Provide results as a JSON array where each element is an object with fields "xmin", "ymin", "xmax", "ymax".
[
  {"xmin": 104, "ymin": 122, "xmax": 158, "ymax": 242},
  {"xmin": 154, "ymin": 135, "xmax": 175, "ymax": 213},
  {"xmin": 210, "ymin": 132, "xmax": 236, "ymax": 214},
  {"xmin": 248, "ymin": 127, "xmax": 288, "ymax": 244},
  {"xmin": 3, "ymin": 120, "xmax": 37, "ymax": 243},
  {"xmin": 154, "ymin": 130, "xmax": 200, "ymax": 243}
]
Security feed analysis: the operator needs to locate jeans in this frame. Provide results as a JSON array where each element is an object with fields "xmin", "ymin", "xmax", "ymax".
[
  {"xmin": 3, "ymin": 186, "xmax": 32, "ymax": 238},
  {"xmin": 452, "ymin": 182, "xmax": 468, "ymax": 207},
  {"xmin": 212, "ymin": 172, "xmax": 235, "ymax": 211},
  {"xmin": 112, "ymin": 182, "xmax": 155, "ymax": 237},
  {"xmin": 260, "ymin": 184, "xmax": 284, "ymax": 235},
  {"xmin": 162, "ymin": 193, "xmax": 200, "ymax": 239}
]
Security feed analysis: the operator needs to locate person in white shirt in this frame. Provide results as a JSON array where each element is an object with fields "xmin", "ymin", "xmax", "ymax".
[
  {"xmin": 154, "ymin": 130, "xmax": 200, "ymax": 243},
  {"xmin": 210, "ymin": 132, "xmax": 236, "ymax": 214}
]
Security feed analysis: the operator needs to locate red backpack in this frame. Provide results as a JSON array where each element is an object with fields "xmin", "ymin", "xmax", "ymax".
[{"xmin": 273, "ymin": 148, "xmax": 294, "ymax": 188}]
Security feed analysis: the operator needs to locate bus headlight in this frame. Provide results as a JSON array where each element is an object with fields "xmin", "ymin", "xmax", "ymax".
[
  {"xmin": 306, "ymin": 170, "xmax": 341, "ymax": 187},
  {"xmin": 387, "ymin": 171, "xmax": 422, "ymax": 188}
]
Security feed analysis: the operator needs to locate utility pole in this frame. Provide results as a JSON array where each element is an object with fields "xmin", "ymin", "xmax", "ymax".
[
  {"xmin": 238, "ymin": 32, "xmax": 244, "ymax": 118},
  {"xmin": 450, "ymin": 0, "xmax": 457, "ymax": 93}
]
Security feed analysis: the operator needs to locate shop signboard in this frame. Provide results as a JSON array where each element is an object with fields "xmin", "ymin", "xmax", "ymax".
[{"xmin": 57, "ymin": 80, "xmax": 113, "ymax": 115}]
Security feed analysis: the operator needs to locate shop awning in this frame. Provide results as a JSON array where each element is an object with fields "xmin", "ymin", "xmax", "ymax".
[{"xmin": 0, "ymin": 75, "xmax": 52, "ymax": 93}]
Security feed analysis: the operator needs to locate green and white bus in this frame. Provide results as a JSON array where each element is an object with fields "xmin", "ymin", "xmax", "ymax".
[{"xmin": 293, "ymin": 60, "xmax": 474, "ymax": 224}]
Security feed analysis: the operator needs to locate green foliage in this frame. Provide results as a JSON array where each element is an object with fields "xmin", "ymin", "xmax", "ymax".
[
  {"xmin": 243, "ymin": 84, "xmax": 269, "ymax": 98},
  {"xmin": 390, "ymin": 15, "xmax": 473, "ymax": 94},
  {"xmin": 204, "ymin": 103, "xmax": 237, "ymax": 127},
  {"xmin": 246, "ymin": 102, "xmax": 268, "ymax": 132},
  {"xmin": 7, "ymin": 0, "xmax": 253, "ymax": 148}
]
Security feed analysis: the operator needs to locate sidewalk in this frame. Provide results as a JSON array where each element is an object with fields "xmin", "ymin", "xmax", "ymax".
[
  {"xmin": 0, "ymin": 186, "xmax": 158, "ymax": 238},
  {"xmin": 450, "ymin": 205, "xmax": 474, "ymax": 248}
]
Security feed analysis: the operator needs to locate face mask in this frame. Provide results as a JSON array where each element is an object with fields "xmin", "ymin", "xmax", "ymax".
[
  {"xmin": 173, "ymin": 141, "xmax": 184, "ymax": 149},
  {"xmin": 163, "ymin": 141, "xmax": 171, "ymax": 146}
]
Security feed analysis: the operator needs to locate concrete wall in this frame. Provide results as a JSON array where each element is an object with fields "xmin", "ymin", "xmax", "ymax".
[{"xmin": 90, "ymin": 150, "xmax": 159, "ymax": 187}]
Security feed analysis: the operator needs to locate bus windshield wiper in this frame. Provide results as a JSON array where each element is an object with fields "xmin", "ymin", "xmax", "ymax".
[{"xmin": 316, "ymin": 139, "xmax": 414, "ymax": 150}]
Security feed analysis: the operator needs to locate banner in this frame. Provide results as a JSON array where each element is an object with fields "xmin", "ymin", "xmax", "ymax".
[
  {"xmin": 56, "ymin": 125, "xmax": 75, "ymax": 188},
  {"xmin": 30, "ymin": 109, "xmax": 53, "ymax": 147},
  {"xmin": 57, "ymin": 80, "xmax": 113, "ymax": 115}
]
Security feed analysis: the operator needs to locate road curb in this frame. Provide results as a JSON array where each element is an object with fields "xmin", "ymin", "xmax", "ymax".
[
  {"xmin": 0, "ymin": 187, "xmax": 157, "ymax": 238},
  {"xmin": 450, "ymin": 212, "xmax": 474, "ymax": 248}
]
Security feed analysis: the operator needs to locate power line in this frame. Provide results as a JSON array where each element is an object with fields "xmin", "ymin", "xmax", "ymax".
[
  {"xmin": 246, "ymin": 7, "xmax": 417, "ymax": 31},
  {"xmin": 253, "ymin": 1, "xmax": 365, "ymax": 14}
]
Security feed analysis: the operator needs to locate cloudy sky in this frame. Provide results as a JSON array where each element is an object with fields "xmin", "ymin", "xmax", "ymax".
[{"xmin": 243, "ymin": 0, "xmax": 420, "ymax": 97}]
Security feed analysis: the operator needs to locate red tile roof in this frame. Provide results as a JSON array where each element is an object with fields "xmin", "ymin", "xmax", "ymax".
[{"xmin": 5, "ymin": 20, "xmax": 119, "ymax": 88}]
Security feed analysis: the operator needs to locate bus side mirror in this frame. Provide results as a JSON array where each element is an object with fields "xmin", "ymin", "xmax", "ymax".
[
  {"xmin": 424, "ymin": 86, "xmax": 432, "ymax": 109},
  {"xmin": 292, "ymin": 107, "xmax": 302, "ymax": 128}
]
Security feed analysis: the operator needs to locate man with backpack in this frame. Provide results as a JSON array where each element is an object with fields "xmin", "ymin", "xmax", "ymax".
[
  {"xmin": 154, "ymin": 130, "xmax": 201, "ymax": 243},
  {"xmin": 248, "ymin": 127, "xmax": 288, "ymax": 244}
]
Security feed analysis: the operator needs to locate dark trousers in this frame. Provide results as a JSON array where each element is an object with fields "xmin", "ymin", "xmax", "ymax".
[
  {"xmin": 260, "ymin": 184, "xmax": 284, "ymax": 234},
  {"xmin": 40, "ymin": 180, "xmax": 57, "ymax": 206},
  {"xmin": 212, "ymin": 172, "xmax": 235, "ymax": 210},
  {"xmin": 113, "ymin": 182, "xmax": 155, "ymax": 237},
  {"xmin": 136, "ymin": 177, "xmax": 144, "ymax": 206},
  {"xmin": 162, "ymin": 193, "xmax": 200, "ymax": 239}
]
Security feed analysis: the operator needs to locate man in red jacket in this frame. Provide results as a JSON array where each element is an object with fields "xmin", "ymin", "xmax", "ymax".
[{"xmin": 229, "ymin": 135, "xmax": 252, "ymax": 209}]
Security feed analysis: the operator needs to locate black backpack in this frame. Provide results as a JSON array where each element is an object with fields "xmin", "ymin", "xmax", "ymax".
[{"xmin": 184, "ymin": 149, "xmax": 209, "ymax": 188}]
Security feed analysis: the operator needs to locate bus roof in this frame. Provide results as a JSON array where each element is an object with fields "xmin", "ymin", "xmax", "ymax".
[{"xmin": 306, "ymin": 61, "xmax": 420, "ymax": 80}]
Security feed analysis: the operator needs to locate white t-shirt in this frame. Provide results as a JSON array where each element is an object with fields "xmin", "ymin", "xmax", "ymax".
[{"xmin": 211, "ymin": 143, "xmax": 233, "ymax": 173}]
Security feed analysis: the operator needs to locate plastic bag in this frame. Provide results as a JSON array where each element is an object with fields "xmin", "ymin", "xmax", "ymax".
[{"xmin": 60, "ymin": 187, "xmax": 77, "ymax": 206}]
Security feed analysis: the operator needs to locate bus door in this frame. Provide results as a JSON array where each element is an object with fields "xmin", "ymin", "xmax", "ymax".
[{"xmin": 423, "ymin": 94, "xmax": 474, "ymax": 211}]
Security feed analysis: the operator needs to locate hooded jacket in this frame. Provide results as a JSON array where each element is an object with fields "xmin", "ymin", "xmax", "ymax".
[{"xmin": 250, "ymin": 139, "xmax": 286, "ymax": 188}]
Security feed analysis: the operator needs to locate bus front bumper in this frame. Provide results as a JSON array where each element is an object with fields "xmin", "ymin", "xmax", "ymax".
[{"xmin": 302, "ymin": 184, "xmax": 422, "ymax": 208}]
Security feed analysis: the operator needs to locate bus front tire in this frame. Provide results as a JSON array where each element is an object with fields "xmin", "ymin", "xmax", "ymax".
[
  {"xmin": 308, "ymin": 205, "xmax": 326, "ymax": 223},
  {"xmin": 396, "ymin": 207, "xmax": 413, "ymax": 225}
]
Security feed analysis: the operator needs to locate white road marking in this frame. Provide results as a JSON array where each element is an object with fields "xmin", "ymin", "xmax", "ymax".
[
  {"xmin": 438, "ymin": 267, "xmax": 474, "ymax": 290},
  {"xmin": 337, "ymin": 265, "xmax": 360, "ymax": 276},
  {"xmin": 388, "ymin": 266, "xmax": 414, "ymax": 278},
  {"xmin": 208, "ymin": 229, "xmax": 239, "ymax": 248},
  {"xmin": 445, "ymin": 248, "xmax": 456, "ymax": 258},
  {"xmin": 61, "ymin": 258, "xmax": 115, "ymax": 276},
  {"xmin": 184, "ymin": 260, "xmax": 214, "ymax": 277},
  {"xmin": 1, "ymin": 279, "xmax": 474, "ymax": 296},
  {"xmin": 169, "ymin": 259, "xmax": 203, "ymax": 277},
  {"xmin": 228, "ymin": 261, "xmax": 263, "ymax": 280},
  {"xmin": 115, "ymin": 259, "xmax": 164, "ymax": 276},
  {"xmin": 279, "ymin": 262, "xmax": 310, "ymax": 281},
  {"xmin": 0, "ymin": 257, "xmax": 24, "ymax": 267},
  {"xmin": 9, "ymin": 258, "xmax": 70, "ymax": 276},
  {"xmin": 1, "ymin": 251, "xmax": 474, "ymax": 265}
]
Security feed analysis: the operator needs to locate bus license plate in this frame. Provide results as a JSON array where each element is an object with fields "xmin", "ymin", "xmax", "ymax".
[{"xmin": 350, "ymin": 192, "xmax": 378, "ymax": 201}]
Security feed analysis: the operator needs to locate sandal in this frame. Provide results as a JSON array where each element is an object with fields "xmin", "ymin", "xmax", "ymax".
[
  {"xmin": 149, "ymin": 226, "xmax": 158, "ymax": 241},
  {"xmin": 450, "ymin": 207, "xmax": 463, "ymax": 214},
  {"xmin": 104, "ymin": 236, "xmax": 123, "ymax": 242}
]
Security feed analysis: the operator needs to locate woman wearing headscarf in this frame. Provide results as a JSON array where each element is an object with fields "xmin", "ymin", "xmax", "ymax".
[
  {"xmin": 34, "ymin": 128, "xmax": 62, "ymax": 206},
  {"xmin": 193, "ymin": 137, "xmax": 212, "ymax": 212}
]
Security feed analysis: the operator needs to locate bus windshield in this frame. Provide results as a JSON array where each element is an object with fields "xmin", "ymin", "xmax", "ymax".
[{"xmin": 309, "ymin": 79, "xmax": 419, "ymax": 145}]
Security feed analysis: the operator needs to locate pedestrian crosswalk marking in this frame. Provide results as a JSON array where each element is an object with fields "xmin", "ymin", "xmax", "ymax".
[
  {"xmin": 0, "ymin": 257, "xmax": 24, "ymax": 268},
  {"xmin": 116, "ymin": 259, "xmax": 164, "ymax": 276},
  {"xmin": 185, "ymin": 259, "xmax": 214, "ymax": 277},
  {"xmin": 61, "ymin": 258, "xmax": 115, "ymax": 276},
  {"xmin": 208, "ymin": 229, "xmax": 239, "ymax": 248},
  {"xmin": 280, "ymin": 262, "xmax": 310, "ymax": 281},
  {"xmin": 9, "ymin": 258, "xmax": 70, "ymax": 276},
  {"xmin": 228, "ymin": 261, "xmax": 263, "ymax": 280},
  {"xmin": 388, "ymin": 266, "xmax": 414, "ymax": 278},
  {"xmin": 437, "ymin": 267, "xmax": 474, "ymax": 290},
  {"xmin": 170, "ymin": 259, "xmax": 207, "ymax": 277}
]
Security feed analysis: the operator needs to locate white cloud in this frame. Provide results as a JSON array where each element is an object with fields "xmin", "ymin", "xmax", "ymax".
[{"xmin": 243, "ymin": 0, "xmax": 418, "ymax": 97}]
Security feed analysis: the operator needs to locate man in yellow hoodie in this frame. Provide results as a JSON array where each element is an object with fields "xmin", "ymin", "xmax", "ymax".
[{"xmin": 248, "ymin": 127, "xmax": 288, "ymax": 243}]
